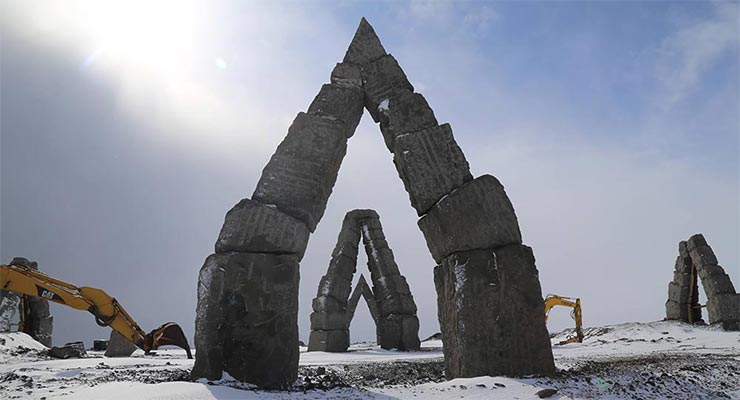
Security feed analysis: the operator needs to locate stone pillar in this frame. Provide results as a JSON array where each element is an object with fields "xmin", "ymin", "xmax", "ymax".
[
  {"xmin": 192, "ymin": 68, "xmax": 364, "ymax": 388},
  {"xmin": 348, "ymin": 18, "xmax": 555, "ymax": 377},
  {"xmin": 6, "ymin": 258, "xmax": 53, "ymax": 347},
  {"xmin": 689, "ymin": 235, "xmax": 738, "ymax": 330}
]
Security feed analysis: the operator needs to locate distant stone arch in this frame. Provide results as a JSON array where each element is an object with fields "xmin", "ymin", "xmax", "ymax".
[
  {"xmin": 308, "ymin": 209, "xmax": 419, "ymax": 352},
  {"xmin": 665, "ymin": 234, "xmax": 739, "ymax": 330}
]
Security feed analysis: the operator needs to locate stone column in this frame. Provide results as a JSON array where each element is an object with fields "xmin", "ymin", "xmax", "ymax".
[
  {"xmin": 348, "ymin": 18, "xmax": 555, "ymax": 377},
  {"xmin": 192, "ymin": 67, "xmax": 364, "ymax": 388},
  {"xmin": 688, "ymin": 235, "xmax": 738, "ymax": 331}
]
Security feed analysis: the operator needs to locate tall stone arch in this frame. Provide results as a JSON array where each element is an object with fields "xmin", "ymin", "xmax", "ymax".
[
  {"xmin": 192, "ymin": 18, "xmax": 554, "ymax": 389},
  {"xmin": 665, "ymin": 234, "xmax": 739, "ymax": 330},
  {"xmin": 308, "ymin": 209, "xmax": 420, "ymax": 352}
]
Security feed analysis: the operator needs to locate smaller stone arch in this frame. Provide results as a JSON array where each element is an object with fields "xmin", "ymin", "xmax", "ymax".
[
  {"xmin": 308, "ymin": 209, "xmax": 420, "ymax": 352},
  {"xmin": 665, "ymin": 234, "xmax": 739, "ymax": 330}
]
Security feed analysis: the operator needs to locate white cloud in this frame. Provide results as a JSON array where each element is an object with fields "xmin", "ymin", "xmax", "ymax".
[{"xmin": 655, "ymin": 1, "xmax": 739, "ymax": 109}]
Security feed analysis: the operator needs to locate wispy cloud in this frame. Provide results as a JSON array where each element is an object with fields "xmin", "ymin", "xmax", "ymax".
[{"xmin": 655, "ymin": 1, "xmax": 739, "ymax": 109}]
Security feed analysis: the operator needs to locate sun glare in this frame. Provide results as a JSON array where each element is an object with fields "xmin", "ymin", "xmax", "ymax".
[{"xmin": 77, "ymin": 0, "xmax": 204, "ymax": 73}]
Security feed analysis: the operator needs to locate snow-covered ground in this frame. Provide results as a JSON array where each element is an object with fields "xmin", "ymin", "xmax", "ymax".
[{"xmin": 1, "ymin": 320, "xmax": 739, "ymax": 399}]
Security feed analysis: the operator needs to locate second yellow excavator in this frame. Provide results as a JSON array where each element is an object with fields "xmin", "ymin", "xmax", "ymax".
[
  {"xmin": 544, "ymin": 294, "xmax": 584, "ymax": 345},
  {"xmin": 0, "ymin": 260, "xmax": 192, "ymax": 358}
]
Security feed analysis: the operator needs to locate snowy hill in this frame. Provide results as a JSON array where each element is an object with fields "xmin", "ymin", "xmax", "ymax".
[{"xmin": 1, "ymin": 320, "xmax": 738, "ymax": 399}]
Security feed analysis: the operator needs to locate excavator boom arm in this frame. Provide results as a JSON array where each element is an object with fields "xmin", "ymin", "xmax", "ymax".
[
  {"xmin": 544, "ymin": 294, "xmax": 584, "ymax": 344},
  {"xmin": 0, "ymin": 263, "xmax": 191, "ymax": 357}
]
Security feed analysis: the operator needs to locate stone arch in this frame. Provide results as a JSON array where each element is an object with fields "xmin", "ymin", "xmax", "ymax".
[
  {"xmin": 192, "ymin": 18, "xmax": 554, "ymax": 388},
  {"xmin": 665, "ymin": 234, "xmax": 739, "ymax": 330},
  {"xmin": 308, "ymin": 209, "xmax": 420, "ymax": 352}
]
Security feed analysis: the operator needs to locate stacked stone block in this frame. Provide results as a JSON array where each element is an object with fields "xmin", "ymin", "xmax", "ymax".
[
  {"xmin": 0, "ymin": 258, "xmax": 53, "ymax": 347},
  {"xmin": 308, "ymin": 209, "xmax": 420, "ymax": 352},
  {"xmin": 665, "ymin": 234, "xmax": 739, "ymax": 331},
  {"xmin": 347, "ymin": 18, "xmax": 555, "ymax": 377},
  {"xmin": 192, "ymin": 56, "xmax": 365, "ymax": 389},
  {"xmin": 194, "ymin": 17, "xmax": 555, "ymax": 386}
]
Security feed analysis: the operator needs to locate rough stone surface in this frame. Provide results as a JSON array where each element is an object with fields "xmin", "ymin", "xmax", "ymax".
[
  {"xmin": 307, "ymin": 83, "xmax": 364, "ymax": 138},
  {"xmin": 215, "ymin": 198, "xmax": 310, "ymax": 259},
  {"xmin": 252, "ymin": 112, "xmax": 350, "ymax": 232},
  {"xmin": 191, "ymin": 252, "xmax": 299, "ymax": 389},
  {"xmin": 308, "ymin": 329, "xmax": 349, "ymax": 352},
  {"xmin": 343, "ymin": 17, "xmax": 387, "ymax": 65},
  {"xmin": 331, "ymin": 62, "xmax": 362, "ymax": 88},
  {"xmin": 316, "ymin": 274, "xmax": 353, "ymax": 304},
  {"xmin": 434, "ymin": 245, "xmax": 556, "ymax": 378},
  {"xmin": 104, "ymin": 330, "xmax": 136, "ymax": 357},
  {"xmin": 419, "ymin": 174, "xmax": 523, "ymax": 263},
  {"xmin": 706, "ymin": 294, "xmax": 740, "ymax": 330},
  {"xmin": 50, "ymin": 342, "xmax": 86, "ymax": 359},
  {"xmin": 6, "ymin": 258, "xmax": 54, "ymax": 347},
  {"xmin": 310, "ymin": 311, "xmax": 349, "ymax": 330},
  {"xmin": 308, "ymin": 210, "xmax": 420, "ymax": 352},
  {"xmin": 377, "ymin": 314, "xmax": 420, "ymax": 351},
  {"xmin": 0, "ymin": 291, "xmax": 21, "ymax": 332},
  {"xmin": 665, "ymin": 234, "xmax": 738, "ymax": 330},
  {"xmin": 312, "ymin": 295, "xmax": 345, "ymax": 313},
  {"xmin": 378, "ymin": 90, "xmax": 438, "ymax": 152},
  {"xmin": 362, "ymin": 55, "xmax": 414, "ymax": 122},
  {"xmin": 394, "ymin": 123, "xmax": 473, "ymax": 214}
]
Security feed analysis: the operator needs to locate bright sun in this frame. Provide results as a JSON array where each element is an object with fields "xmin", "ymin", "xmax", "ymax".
[{"xmin": 74, "ymin": 0, "xmax": 205, "ymax": 72}]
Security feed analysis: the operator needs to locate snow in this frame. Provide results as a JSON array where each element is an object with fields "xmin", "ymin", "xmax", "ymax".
[
  {"xmin": 377, "ymin": 99, "xmax": 389, "ymax": 113},
  {"xmin": 1, "ymin": 321, "xmax": 739, "ymax": 399}
]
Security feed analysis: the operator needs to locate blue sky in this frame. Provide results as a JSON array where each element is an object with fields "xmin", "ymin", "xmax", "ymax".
[{"xmin": 1, "ymin": 0, "xmax": 738, "ymax": 347}]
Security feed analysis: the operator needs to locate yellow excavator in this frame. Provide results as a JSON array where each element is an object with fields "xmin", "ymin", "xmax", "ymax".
[
  {"xmin": 544, "ymin": 294, "xmax": 584, "ymax": 345},
  {"xmin": 0, "ymin": 261, "xmax": 192, "ymax": 358}
]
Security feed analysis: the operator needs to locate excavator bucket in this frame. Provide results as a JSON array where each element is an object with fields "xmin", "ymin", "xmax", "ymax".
[{"xmin": 144, "ymin": 322, "xmax": 192, "ymax": 359}]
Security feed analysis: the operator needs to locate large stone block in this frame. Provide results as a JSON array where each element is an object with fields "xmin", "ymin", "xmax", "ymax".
[
  {"xmin": 686, "ymin": 234, "xmax": 708, "ymax": 252},
  {"xmin": 308, "ymin": 329, "xmax": 349, "ymax": 352},
  {"xmin": 378, "ymin": 91, "xmax": 438, "ymax": 152},
  {"xmin": 316, "ymin": 273, "xmax": 353, "ymax": 303},
  {"xmin": 377, "ymin": 314, "xmax": 420, "ymax": 351},
  {"xmin": 394, "ymin": 123, "xmax": 473, "ymax": 214},
  {"xmin": 419, "ymin": 175, "xmax": 522, "ymax": 263},
  {"xmin": 343, "ymin": 18, "xmax": 387, "ymax": 65},
  {"xmin": 105, "ymin": 330, "xmax": 137, "ymax": 357},
  {"xmin": 673, "ymin": 272, "xmax": 692, "ymax": 288},
  {"xmin": 699, "ymin": 273, "xmax": 736, "ymax": 296},
  {"xmin": 375, "ymin": 274, "xmax": 411, "ymax": 295},
  {"xmin": 310, "ymin": 311, "xmax": 349, "ymax": 330},
  {"xmin": 191, "ymin": 252, "xmax": 299, "ymax": 389},
  {"xmin": 697, "ymin": 264, "xmax": 727, "ymax": 280},
  {"xmin": 434, "ymin": 245, "xmax": 555, "ymax": 378},
  {"xmin": 326, "ymin": 254, "xmax": 357, "ymax": 281},
  {"xmin": 252, "ymin": 112, "xmax": 348, "ymax": 232},
  {"xmin": 312, "ymin": 295, "xmax": 345, "ymax": 313},
  {"xmin": 307, "ymin": 84, "xmax": 364, "ymax": 138},
  {"xmin": 362, "ymin": 55, "xmax": 414, "ymax": 122},
  {"xmin": 665, "ymin": 299, "xmax": 688, "ymax": 321},
  {"xmin": 706, "ymin": 293, "xmax": 740, "ymax": 330},
  {"xmin": 347, "ymin": 209, "xmax": 380, "ymax": 221},
  {"xmin": 215, "ymin": 198, "xmax": 310, "ymax": 259},
  {"xmin": 331, "ymin": 62, "xmax": 362, "ymax": 88},
  {"xmin": 375, "ymin": 292, "xmax": 417, "ymax": 316},
  {"xmin": 689, "ymin": 245, "xmax": 718, "ymax": 268},
  {"xmin": 365, "ymin": 247, "xmax": 401, "ymax": 279},
  {"xmin": 667, "ymin": 281, "xmax": 690, "ymax": 304}
]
